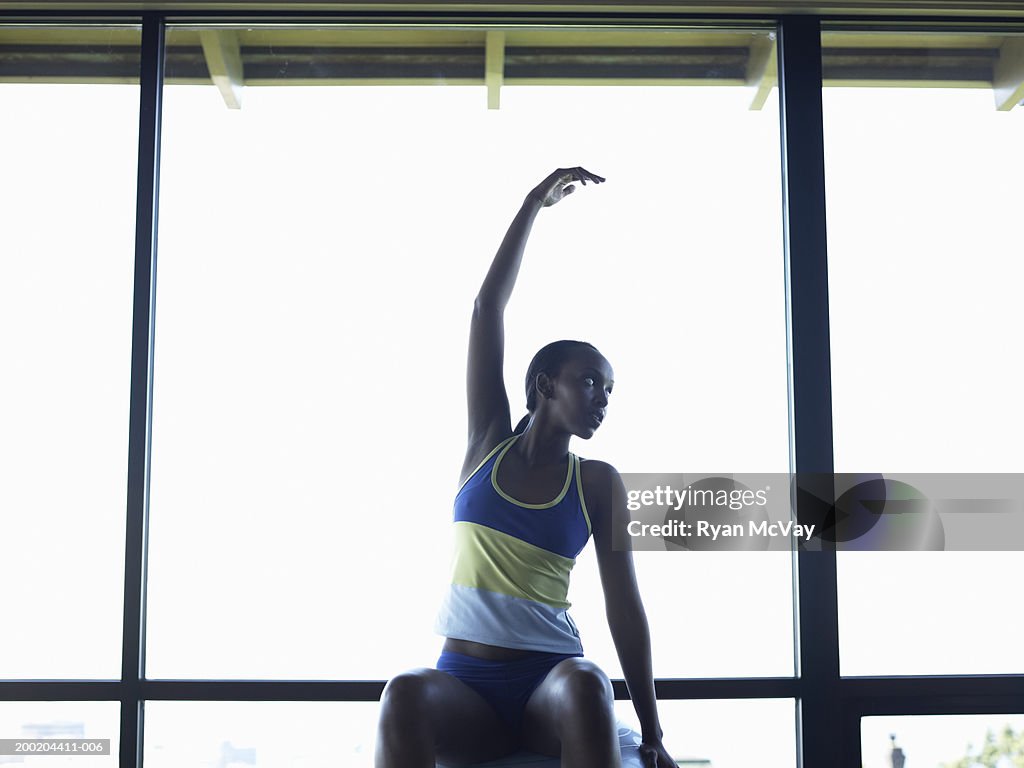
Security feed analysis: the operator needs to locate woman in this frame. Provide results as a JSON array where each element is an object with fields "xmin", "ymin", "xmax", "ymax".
[{"xmin": 375, "ymin": 168, "xmax": 677, "ymax": 768}]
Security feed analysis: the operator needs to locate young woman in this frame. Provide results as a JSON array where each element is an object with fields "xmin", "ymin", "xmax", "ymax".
[{"xmin": 375, "ymin": 168, "xmax": 677, "ymax": 768}]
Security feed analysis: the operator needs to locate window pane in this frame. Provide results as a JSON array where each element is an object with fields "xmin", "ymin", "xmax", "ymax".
[
  {"xmin": 144, "ymin": 699, "xmax": 796, "ymax": 768},
  {"xmin": 862, "ymin": 714, "xmax": 1024, "ymax": 768},
  {"xmin": 0, "ymin": 701, "xmax": 120, "ymax": 766},
  {"xmin": 0, "ymin": 25, "xmax": 139, "ymax": 679},
  {"xmin": 144, "ymin": 701, "xmax": 379, "ymax": 768},
  {"xmin": 822, "ymin": 29, "xmax": 1024, "ymax": 675},
  {"xmin": 615, "ymin": 699, "xmax": 796, "ymax": 768},
  {"xmin": 147, "ymin": 25, "xmax": 790, "ymax": 680}
]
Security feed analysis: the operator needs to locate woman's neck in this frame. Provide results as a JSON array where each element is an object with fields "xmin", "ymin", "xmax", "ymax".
[{"xmin": 513, "ymin": 424, "xmax": 570, "ymax": 467}]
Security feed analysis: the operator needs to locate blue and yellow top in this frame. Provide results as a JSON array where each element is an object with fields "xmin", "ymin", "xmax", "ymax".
[{"xmin": 434, "ymin": 434, "xmax": 593, "ymax": 654}]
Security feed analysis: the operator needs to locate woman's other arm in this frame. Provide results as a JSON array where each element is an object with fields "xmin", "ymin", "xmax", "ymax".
[{"xmin": 586, "ymin": 460, "xmax": 679, "ymax": 768}]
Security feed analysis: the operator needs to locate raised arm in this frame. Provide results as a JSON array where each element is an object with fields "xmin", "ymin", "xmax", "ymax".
[
  {"xmin": 585, "ymin": 460, "xmax": 679, "ymax": 768},
  {"xmin": 462, "ymin": 168, "xmax": 604, "ymax": 480}
]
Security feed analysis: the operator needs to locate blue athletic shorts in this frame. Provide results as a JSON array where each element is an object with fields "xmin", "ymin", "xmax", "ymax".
[{"xmin": 436, "ymin": 649, "xmax": 582, "ymax": 735}]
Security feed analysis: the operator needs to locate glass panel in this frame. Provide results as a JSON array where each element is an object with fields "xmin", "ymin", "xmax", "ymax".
[
  {"xmin": 144, "ymin": 701, "xmax": 378, "ymax": 768},
  {"xmin": 148, "ymin": 24, "xmax": 790, "ymax": 680},
  {"xmin": 0, "ymin": 25, "xmax": 140, "ymax": 680},
  {"xmin": 862, "ymin": 714, "xmax": 1024, "ymax": 768},
  {"xmin": 821, "ymin": 28, "xmax": 1024, "ymax": 675},
  {"xmin": 144, "ymin": 699, "xmax": 795, "ymax": 768},
  {"xmin": 614, "ymin": 699, "xmax": 796, "ymax": 768},
  {"xmin": 0, "ymin": 701, "xmax": 120, "ymax": 766}
]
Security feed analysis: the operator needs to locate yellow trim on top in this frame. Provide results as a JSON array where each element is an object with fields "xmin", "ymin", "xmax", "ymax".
[
  {"xmin": 457, "ymin": 434, "xmax": 518, "ymax": 495},
  {"xmin": 491, "ymin": 434, "xmax": 574, "ymax": 509},
  {"xmin": 575, "ymin": 455, "xmax": 593, "ymax": 537}
]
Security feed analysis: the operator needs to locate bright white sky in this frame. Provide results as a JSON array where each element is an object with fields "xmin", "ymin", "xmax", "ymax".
[{"xmin": 1, "ymin": 30, "xmax": 1023, "ymax": 768}]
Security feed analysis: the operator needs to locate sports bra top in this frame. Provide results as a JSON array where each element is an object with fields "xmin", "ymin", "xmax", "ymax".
[{"xmin": 434, "ymin": 434, "xmax": 593, "ymax": 654}]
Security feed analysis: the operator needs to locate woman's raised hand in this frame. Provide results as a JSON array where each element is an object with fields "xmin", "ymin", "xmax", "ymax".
[{"xmin": 528, "ymin": 167, "xmax": 606, "ymax": 207}]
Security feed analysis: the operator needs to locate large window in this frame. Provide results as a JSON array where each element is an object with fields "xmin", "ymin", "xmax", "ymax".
[
  {"xmin": 821, "ymin": 28, "xmax": 1024, "ymax": 677},
  {"xmin": 0, "ymin": 24, "xmax": 140, "ymax": 681},
  {"xmin": 2, "ymin": 13, "xmax": 1022, "ymax": 768},
  {"xmin": 147, "ymin": 25, "xmax": 791, "ymax": 685}
]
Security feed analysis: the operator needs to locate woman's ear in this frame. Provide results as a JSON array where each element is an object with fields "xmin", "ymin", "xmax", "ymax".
[{"xmin": 536, "ymin": 372, "xmax": 555, "ymax": 400}]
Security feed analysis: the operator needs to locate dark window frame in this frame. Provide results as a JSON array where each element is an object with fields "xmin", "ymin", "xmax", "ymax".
[{"xmin": 1, "ymin": 9, "xmax": 1022, "ymax": 768}]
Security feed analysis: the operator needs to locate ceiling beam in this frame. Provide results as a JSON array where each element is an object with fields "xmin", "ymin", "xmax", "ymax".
[
  {"xmin": 747, "ymin": 35, "xmax": 777, "ymax": 109},
  {"xmin": 3, "ymin": 1, "xmax": 1024, "ymax": 16},
  {"xmin": 199, "ymin": 29, "xmax": 244, "ymax": 109},
  {"xmin": 485, "ymin": 30, "xmax": 504, "ymax": 109},
  {"xmin": 993, "ymin": 37, "xmax": 1024, "ymax": 110}
]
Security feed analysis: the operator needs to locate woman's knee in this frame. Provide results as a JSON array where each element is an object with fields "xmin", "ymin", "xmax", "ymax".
[
  {"xmin": 557, "ymin": 659, "xmax": 615, "ymax": 707},
  {"xmin": 525, "ymin": 659, "xmax": 616, "ymax": 750},
  {"xmin": 379, "ymin": 668, "xmax": 435, "ymax": 721}
]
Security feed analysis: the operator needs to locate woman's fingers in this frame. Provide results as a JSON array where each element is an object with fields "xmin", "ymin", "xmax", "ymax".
[
  {"xmin": 530, "ymin": 166, "xmax": 603, "ymax": 206},
  {"xmin": 639, "ymin": 744, "xmax": 659, "ymax": 767},
  {"xmin": 568, "ymin": 166, "xmax": 605, "ymax": 185},
  {"xmin": 552, "ymin": 167, "xmax": 603, "ymax": 184},
  {"xmin": 638, "ymin": 741, "xmax": 677, "ymax": 768}
]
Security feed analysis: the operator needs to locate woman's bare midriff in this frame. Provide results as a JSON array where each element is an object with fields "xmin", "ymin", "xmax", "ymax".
[{"xmin": 443, "ymin": 637, "xmax": 537, "ymax": 660}]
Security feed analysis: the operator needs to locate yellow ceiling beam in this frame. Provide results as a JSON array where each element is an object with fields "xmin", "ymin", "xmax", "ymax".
[
  {"xmin": 746, "ymin": 34, "xmax": 777, "ymax": 109},
  {"xmin": 1, "ymin": 1, "xmax": 1024, "ymax": 16},
  {"xmin": 992, "ymin": 37, "xmax": 1024, "ymax": 109},
  {"xmin": 199, "ymin": 28, "xmax": 244, "ymax": 108},
  {"xmin": 485, "ymin": 29, "xmax": 504, "ymax": 109},
  {"xmin": 821, "ymin": 77, "xmax": 990, "ymax": 87}
]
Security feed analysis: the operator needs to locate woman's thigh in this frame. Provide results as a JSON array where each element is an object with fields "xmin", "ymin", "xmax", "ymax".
[
  {"xmin": 518, "ymin": 657, "xmax": 617, "ymax": 757},
  {"xmin": 378, "ymin": 667, "xmax": 518, "ymax": 765}
]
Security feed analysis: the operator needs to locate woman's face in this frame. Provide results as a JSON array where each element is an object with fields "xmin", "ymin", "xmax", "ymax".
[{"xmin": 546, "ymin": 348, "xmax": 614, "ymax": 439}]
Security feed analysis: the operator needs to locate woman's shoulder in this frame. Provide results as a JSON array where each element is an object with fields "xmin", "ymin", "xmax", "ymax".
[
  {"xmin": 578, "ymin": 459, "xmax": 626, "ymax": 535},
  {"xmin": 579, "ymin": 456, "xmax": 620, "ymax": 478},
  {"xmin": 578, "ymin": 457, "xmax": 625, "ymax": 497}
]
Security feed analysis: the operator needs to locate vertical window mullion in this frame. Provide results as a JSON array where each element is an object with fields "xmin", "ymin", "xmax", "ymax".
[
  {"xmin": 122, "ymin": 12, "xmax": 165, "ymax": 768},
  {"xmin": 777, "ymin": 14, "xmax": 841, "ymax": 768}
]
